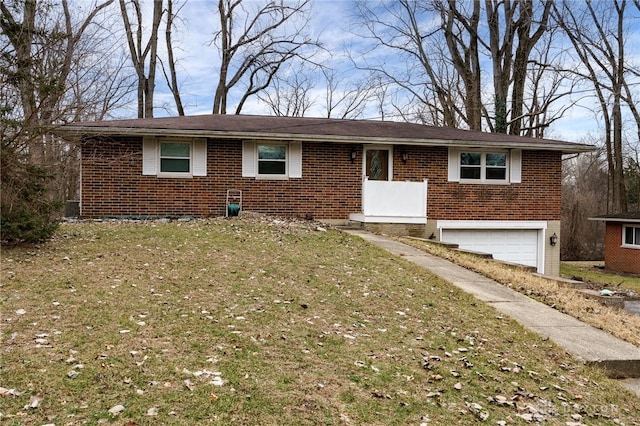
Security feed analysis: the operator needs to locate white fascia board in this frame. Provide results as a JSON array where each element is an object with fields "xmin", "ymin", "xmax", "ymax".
[
  {"xmin": 436, "ymin": 220, "xmax": 548, "ymax": 230},
  {"xmin": 588, "ymin": 217, "xmax": 640, "ymax": 224},
  {"xmin": 57, "ymin": 126, "xmax": 594, "ymax": 153}
]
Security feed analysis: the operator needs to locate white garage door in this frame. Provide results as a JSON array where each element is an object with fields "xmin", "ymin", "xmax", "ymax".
[{"xmin": 441, "ymin": 229, "xmax": 539, "ymax": 268}]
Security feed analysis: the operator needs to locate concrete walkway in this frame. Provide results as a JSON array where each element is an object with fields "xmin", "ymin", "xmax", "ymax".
[{"xmin": 344, "ymin": 229, "xmax": 640, "ymax": 396}]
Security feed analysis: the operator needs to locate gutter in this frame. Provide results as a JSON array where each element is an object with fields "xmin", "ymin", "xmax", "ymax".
[{"xmin": 55, "ymin": 125, "xmax": 597, "ymax": 154}]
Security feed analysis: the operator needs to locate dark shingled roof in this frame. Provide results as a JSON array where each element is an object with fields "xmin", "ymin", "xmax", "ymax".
[{"xmin": 57, "ymin": 114, "xmax": 595, "ymax": 153}]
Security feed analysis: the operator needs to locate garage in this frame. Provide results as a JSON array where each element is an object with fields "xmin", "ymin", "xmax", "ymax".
[{"xmin": 441, "ymin": 228, "xmax": 540, "ymax": 269}]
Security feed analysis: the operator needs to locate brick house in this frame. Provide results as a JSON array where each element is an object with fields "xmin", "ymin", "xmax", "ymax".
[
  {"xmin": 57, "ymin": 114, "xmax": 594, "ymax": 276},
  {"xmin": 589, "ymin": 212, "xmax": 640, "ymax": 274}
]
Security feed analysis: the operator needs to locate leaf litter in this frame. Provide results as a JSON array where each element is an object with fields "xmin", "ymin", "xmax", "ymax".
[{"xmin": 0, "ymin": 216, "xmax": 638, "ymax": 425}]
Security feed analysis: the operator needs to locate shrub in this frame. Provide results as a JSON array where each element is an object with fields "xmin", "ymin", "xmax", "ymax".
[{"xmin": 1, "ymin": 161, "xmax": 61, "ymax": 244}]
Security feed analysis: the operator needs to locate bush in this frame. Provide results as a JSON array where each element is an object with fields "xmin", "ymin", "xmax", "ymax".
[{"xmin": 1, "ymin": 162, "xmax": 62, "ymax": 244}]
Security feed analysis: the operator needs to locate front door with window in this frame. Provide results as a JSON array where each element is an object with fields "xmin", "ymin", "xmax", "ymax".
[{"xmin": 365, "ymin": 149, "xmax": 390, "ymax": 181}]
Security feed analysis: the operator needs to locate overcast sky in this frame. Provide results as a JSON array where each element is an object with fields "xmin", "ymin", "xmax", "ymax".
[{"xmin": 118, "ymin": 0, "xmax": 640, "ymax": 144}]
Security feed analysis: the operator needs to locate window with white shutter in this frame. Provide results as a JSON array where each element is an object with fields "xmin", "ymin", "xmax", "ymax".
[
  {"xmin": 448, "ymin": 147, "xmax": 521, "ymax": 184},
  {"xmin": 142, "ymin": 137, "xmax": 207, "ymax": 178},
  {"xmin": 242, "ymin": 140, "xmax": 302, "ymax": 179}
]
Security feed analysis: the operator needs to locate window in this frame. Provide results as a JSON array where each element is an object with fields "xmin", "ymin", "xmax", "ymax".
[
  {"xmin": 258, "ymin": 144, "xmax": 287, "ymax": 176},
  {"xmin": 449, "ymin": 148, "xmax": 521, "ymax": 184},
  {"xmin": 460, "ymin": 151, "xmax": 508, "ymax": 182},
  {"xmin": 160, "ymin": 142, "xmax": 191, "ymax": 173},
  {"xmin": 242, "ymin": 141, "xmax": 302, "ymax": 179},
  {"xmin": 142, "ymin": 137, "xmax": 207, "ymax": 177},
  {"xmin": 623, "ymin": 225, "xmax": 640, "ymax": 247}
]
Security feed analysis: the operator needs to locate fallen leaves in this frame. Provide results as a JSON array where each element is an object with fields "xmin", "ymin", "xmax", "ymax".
[
  {"xmin": 23, "ymin": 394, "xmax": 43, "ymax": 409},
  {"xmin": 0, "ymin": 387, "xmax": 24, "ymax": 397},
  {"xmin": 108, "ymin": 404, "xmax": 125, "ymax": 416},
  {"xmin": 2, "ymin": 219, "xmax": 639, "ymax": 425}
]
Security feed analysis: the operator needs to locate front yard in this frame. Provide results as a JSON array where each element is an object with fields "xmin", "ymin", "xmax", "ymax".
[{"xmin": 1, "ymin": 218, "xmax": 639, "ymax": 425}]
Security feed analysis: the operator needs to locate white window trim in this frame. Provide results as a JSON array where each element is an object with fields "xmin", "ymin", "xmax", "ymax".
[
  {"xmin": 143, "ymin": 137, "xmax": 207, "ymax": 178},
  {"xmin": 448, "ymin": 148, "xmax": 521, "ymax": 184},
  {"xmin": 459, "ymin": 149, "xmax": 509, "ymax": 183},
  {"xmin": 242, "ymin": 140, "xmax": 302, "ymax": 179},
  {"xmin": 622, "ymin": 224, "xmax": 640, "ymax": 249}
]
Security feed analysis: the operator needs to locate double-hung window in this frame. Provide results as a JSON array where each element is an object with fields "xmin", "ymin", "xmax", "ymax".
[
  {"xmin": 142, "ymin": 137, "xmax": 207, "ymax": 177},
  {"xmin": 623, "ymin": 225, "xmax": 640, "ymax": 248},
  {"xmin": 459, "ymin": 151, "xmax": 508, "ymax": 183},
  {"xmin": 449, "ymin": 149, "xmax": 520, "ymax": 183},
  {"xmin": 257, "ymin": 144, "xmax": 287, "ymax": 176},
  {"xmin": 160, "ymin": 142, "xmax": 191, "ymax": 174},
  {"xmin": 242, "ymin": 140, "xmax": 302, "ymax": 179}
]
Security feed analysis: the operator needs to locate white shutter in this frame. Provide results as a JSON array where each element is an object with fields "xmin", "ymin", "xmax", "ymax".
[
  {"xmin": 289, "ymin": 141, "xmax": 302, "ymax": 178},
  {"xmin": 192, "ymin": 139, "xmax": 207, "ymax": 176},
  {"xmin": 242, "ymin": 141, "xmax": 256, "ymax": 177},
  {"xmin": 448, "ymin": 148, "xmax": 460, "ymax": 182},
  {"xmin": 142, "ymin": 137, "xmax": 157, "ymax": 175},
  {"xmin": 510, "ymin": 149, "xmax": 522, "ymax": 183}
]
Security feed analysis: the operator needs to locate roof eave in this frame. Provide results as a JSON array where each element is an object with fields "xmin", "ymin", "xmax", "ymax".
[
  {"xmin": 588, "ymin": 217, "xmax": 640, "ymax": 223},
  {"xmin": 55, "ymin": 126, "xmax": 596, "ymax": 154}
]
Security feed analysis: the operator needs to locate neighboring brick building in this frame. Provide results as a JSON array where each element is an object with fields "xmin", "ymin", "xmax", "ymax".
[
  {"xmin": 57, "ymin": 114, "xmax": 594, "ymax": 276},
  {"xmin": 590, "ymin": 212, "xmax": 640, "ymax": 274}
]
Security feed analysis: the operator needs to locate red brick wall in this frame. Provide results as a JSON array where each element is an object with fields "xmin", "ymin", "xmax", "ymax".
[
  {"xmin": 81, "ymin": 137, "xmax": 361, "ymax": 219},
  {"xmin": 394, "ymin": 147, "xmax": 561, "ymax": 220},
  {"xmin": 604, "ymin": 222, "xmax": 640, "ymax": 274},
  {"xmin": 80, "ymin": 138, "xmax": 562, "ymax": 221}
]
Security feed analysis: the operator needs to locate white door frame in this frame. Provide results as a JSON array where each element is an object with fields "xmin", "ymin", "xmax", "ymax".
[{"xmin": 362, "ymin": 145, "xmax": 393, "ymax": 181}]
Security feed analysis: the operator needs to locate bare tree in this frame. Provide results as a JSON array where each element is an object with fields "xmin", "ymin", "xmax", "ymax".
[
  {"xmin": 353, "ymin": 0, "xmax": 464, "ymax": 127},
  {"xmin": 435, "ymin": 0, "xmax": 483, "ymax": 130},
  {"xmin": 553, "ymin": 0, "xmax": 635, "ymax": 213},
  {"xmin": 518, "ymin": 26, "xmax": 577, "ymax": 138},
  {"xmin": 257, "ymin": 62, "xmax": 316, "ymax": 117},
  {"xmin": 119, "ymin": 0, "xmax": 163, "ymax": 118},
  {"xmin": 484, "ymin": 0, "xmax": 553, "ymax": 134},
  {"xmin": 160, "ymin": 0, "xmax": 185, "ymax": 116},
  {"xmin": 321, "ymin": 68, "xmax": 374, "ymax": 119},
  {"xmin": 1, "ymin": 0, "xmax": 130, "ymax": 240},
  {"xmin": 353, "ymin": 0, "xmax": 562, "ymax": 133},
  {"xmin": 561, "ymin": 150, "xmax": 608, "ymax": 260},
  {"xmin": 1, "ymin": 0, "xmax": 116, "ymax": 160},
  {"xmin": 211, "ymin": 0, "xmax": 320, "ymax": 114}
]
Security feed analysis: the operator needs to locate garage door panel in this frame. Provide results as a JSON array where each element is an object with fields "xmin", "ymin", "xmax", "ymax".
[{"xmin": 442, "ymin": 229, "xmax": 538, "ymax": 268}]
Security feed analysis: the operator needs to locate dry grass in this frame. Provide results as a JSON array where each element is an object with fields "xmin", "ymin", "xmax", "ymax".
[
  {"xmin": 561, "ymin": 262, "xmax": 640, "ymax": 293},
  {"xmin": 401, "ymin": 239, "xmax": 640, "ymax": 347},
  {"xmin": 1, "ymin": 219, "xmax": 639, "ymax": 425}
]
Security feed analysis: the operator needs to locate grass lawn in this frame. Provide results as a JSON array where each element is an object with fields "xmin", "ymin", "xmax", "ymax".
[
  {"xmin": 561, "ymin": 262, "xmax": 640, "ymax": 293},
  {"xmin": 1, "ymin": 219, "xmax": 639, "ymax": 425}
]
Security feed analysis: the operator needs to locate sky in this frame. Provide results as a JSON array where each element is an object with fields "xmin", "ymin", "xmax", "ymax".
[{"xmin": 115, "ymin": 0, "xmax": 640, "ymax": 145}]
